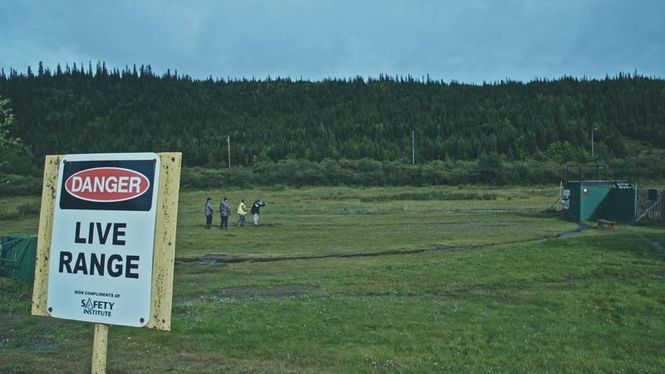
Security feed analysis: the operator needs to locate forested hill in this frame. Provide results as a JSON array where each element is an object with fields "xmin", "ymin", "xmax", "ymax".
[{"xmin": 1, "ymin": 65, "xmax": 664, "ymax": 172}]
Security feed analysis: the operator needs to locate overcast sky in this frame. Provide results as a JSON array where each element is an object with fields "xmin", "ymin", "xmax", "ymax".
[{"xmin": 1, "ymin": 0, "xmax": 664, "ymax": 83}]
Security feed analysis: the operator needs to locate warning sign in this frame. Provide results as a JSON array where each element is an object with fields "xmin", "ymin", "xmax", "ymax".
[{"xmin": 47, "ymin": 153, "xmax": 160, "ymax": 327}]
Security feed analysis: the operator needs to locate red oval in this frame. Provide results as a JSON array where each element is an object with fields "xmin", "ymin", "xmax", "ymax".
[{"xmin": 65, "ymin": 167, "xmax": 150, "ymax": 203}]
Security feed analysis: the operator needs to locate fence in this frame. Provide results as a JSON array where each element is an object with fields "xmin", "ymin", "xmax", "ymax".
[
  {"xmin": 635, "ymin": 188, "xmax": 664, "ymax": 223},
  {"xmin": 0, "ymin": 235, "xmax": 37, "ymax": 281}
]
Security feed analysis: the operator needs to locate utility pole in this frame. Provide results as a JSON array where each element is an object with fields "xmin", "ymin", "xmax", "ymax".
[
  {"xmin": 227, "ymin": 134, "xmax": 231, "ymax": 168},
  {"xmin": 411, "ymin": 129, "xmax": 415, "ymax": 165},
  {"xmin": 591, "ymin": 127, "xmax": 598, "ymax": 158}
]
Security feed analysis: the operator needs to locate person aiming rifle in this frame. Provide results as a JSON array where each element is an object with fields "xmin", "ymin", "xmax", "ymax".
[{"xmin": 251, "ymin": 199, "xmax": 267, "ymax": 226}]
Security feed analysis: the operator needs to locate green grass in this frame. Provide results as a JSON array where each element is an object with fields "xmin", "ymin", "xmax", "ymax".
[
  {"xmin": 175, "ymin": 185, "xmax": 574, "ymax": 258},
  {"xmin": 0, "ymin": 195, "xmax": 40, "ymax": 232},
  {"xmin": 1, "ymin": 186, "xmax": 665, "ymax": 372}
]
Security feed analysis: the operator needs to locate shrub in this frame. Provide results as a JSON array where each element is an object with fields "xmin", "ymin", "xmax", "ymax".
[{"xmin": 0, "ymin": 173, "xmax": 42, "ymax": 196}]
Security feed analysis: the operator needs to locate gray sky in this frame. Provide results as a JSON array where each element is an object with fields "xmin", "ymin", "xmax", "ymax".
[{"xmin": 1, "ymin": 0, "xmax": 664, "ymax": 83}]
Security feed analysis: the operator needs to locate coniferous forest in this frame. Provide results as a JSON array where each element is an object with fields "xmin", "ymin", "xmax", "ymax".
[{"xmin": 1, "ymin": 63, "xmax": 665, "ymax": 192}]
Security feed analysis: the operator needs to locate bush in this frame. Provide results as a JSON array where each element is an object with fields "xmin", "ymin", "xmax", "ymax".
[
  {"xmin": 0, "ymin": 203, "xmax": 40, "ymax": 220},
  {"xmin": 0, "ymin": 173, "xmax": 42, "ymax": 196},
  {"xmin": 178, "ymin": 159, "xmax": 567, "ymax": 190},
  {"xmin": 8, "ymin": 155, "xmax": 664, "ymax": 195}
]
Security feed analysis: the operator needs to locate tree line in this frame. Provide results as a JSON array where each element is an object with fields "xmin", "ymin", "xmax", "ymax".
[{"xmin": 0, "ymin": 63, "xmax": 664, "ymax": 187}]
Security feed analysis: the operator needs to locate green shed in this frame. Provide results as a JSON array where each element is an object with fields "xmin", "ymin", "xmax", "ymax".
[
  {"xmin": 0, "ymin": 235, "xmax": 37, "ymax": 282},
  {"xmin": 561, "ymin": 180, "xmax": 636, "ymax": 222}
]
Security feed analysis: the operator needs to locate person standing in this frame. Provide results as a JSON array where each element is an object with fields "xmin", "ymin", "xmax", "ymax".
[
  {"xmin": 220, "ymin": 197, "xmax": 230, "ymax": 229},
  {"xmin": 251, "ymin": 199, "xmax": 266, "ymax": 226},
  {"xmin": 237, "ymin": 199, "xmax": 247, "ymax": 227},
  {"xmin": 204, "ymin": 197, "xmax": 213, "ymax": 229}
]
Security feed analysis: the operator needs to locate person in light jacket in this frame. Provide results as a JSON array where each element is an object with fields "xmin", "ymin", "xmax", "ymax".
[{"xmin": 237, "ymin": 199, "xmax": 247, "ymax": 227}]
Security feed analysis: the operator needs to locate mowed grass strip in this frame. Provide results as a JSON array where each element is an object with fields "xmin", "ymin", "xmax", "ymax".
[
  {"xmin": 175, "ymin": 185, "xmax": 575, "ymax": 258},
  {"xmin": 1, "ymin": 186, "xmax": 664, "ymax": 372}
]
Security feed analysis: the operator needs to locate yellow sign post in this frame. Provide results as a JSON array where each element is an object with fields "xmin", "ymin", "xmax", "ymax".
[{"xmin": 31, "ymin": 152, "xmax": 181, "ymax": 373}]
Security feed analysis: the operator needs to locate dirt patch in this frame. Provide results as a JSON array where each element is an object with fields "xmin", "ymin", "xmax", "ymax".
[
  {"xmin": 558, "ymin": 223, "xmax": 591, "ymax": 238},
  {"xmin": 0, "ymin": 315, "xmax": 62, "ymax": 352},
  {"xmin": 176, "ymin": 284, "xmax": 317, "ymax": 302},
  {"xmin": 177, "ymin": 248, "xmax": 428, "ymax": 265},
  {"xmin": 214, "ymin": 284, "xmax": 316, "ymax": 299},
  {"xmin": 642, "ymin": 236, "xmax": 665, "ymax": 255}
]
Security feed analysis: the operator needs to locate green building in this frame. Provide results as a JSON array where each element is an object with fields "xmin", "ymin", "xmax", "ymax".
[{"xmin": 561, "ymin": 180, "xmax": 636, "ymax": 222}]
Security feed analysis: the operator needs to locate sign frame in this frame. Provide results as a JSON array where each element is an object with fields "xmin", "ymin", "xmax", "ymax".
[{"xmin": 32, "ymin": 152, "xmax": 181, "ymax": 331}]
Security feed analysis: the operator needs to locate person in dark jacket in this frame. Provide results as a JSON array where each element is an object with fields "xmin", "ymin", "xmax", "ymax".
[
  {"xmin": 251, "ymin": 199, "xmax": 266, "ymax": 226},
  {"xmin": 220, "ymin": 197, "xmax": 231, "ymax": 229},
  {"xmin": 204, "ymin": 197, "xmax": 213, "ymax": 229}
]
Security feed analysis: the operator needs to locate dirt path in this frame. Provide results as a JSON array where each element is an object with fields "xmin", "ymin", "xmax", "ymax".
[
  {"xmin": 642, "ymin": 236, "xmax": 665, "ymax": 255},
  {"xmin": 176, "ymin": 224, "xmax": 589, "ymax": 265}
]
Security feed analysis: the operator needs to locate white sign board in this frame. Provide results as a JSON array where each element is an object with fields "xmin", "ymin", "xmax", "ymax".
[
  {"xmin": 561, "ymin": 189, "xmax": 570, "ymax": 210},
  {"xmin": 47, "ymin": 153, "xmax": 160, "ymax": 327}
]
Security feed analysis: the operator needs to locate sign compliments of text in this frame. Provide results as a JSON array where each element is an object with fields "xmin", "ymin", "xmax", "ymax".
[{"xmin": 47, "ymin": 153, "xmax": 160, "ymax": 327}]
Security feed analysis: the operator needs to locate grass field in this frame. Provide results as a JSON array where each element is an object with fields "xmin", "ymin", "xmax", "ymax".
[{"xmin": 1, "ymin": 185, "xmax": 664, "ymax": 372}]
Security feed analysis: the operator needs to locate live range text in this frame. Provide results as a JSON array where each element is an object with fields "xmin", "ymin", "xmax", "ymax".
[{"xmin": 58, "ymin": 221, "xmax": 140, "ymax": 278}]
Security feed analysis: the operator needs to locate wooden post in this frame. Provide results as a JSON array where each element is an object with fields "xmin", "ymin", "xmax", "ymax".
[
  {"xmin": 92, "ymin": 324, "xmax": 109, "ymax": 373},
  {"xmin": 31, "ymin": 155, "xmax": 60, "ymax": 317},
  {"xmin": 411, "ymin": 129, "xmax": 415, "ymax": 165},
  {"xmin": 227, "ymin": 134, "xmax": 231, "ymax": 168},
  {"xmin": 146, "ymin": 152, "xmax": 181, "ymax": 331}
]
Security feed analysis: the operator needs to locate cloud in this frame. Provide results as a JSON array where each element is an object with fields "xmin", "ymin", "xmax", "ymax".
[{"xmin": 1, "ymin": 0, "xmax": 663, "ymax": 82}]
